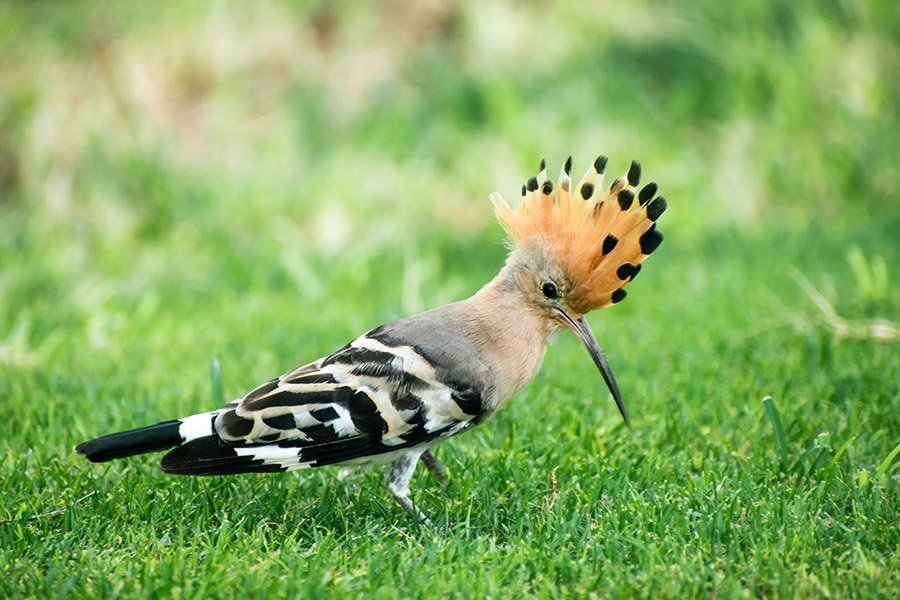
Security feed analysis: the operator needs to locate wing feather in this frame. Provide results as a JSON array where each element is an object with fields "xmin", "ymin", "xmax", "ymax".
[{"xmin": 161, "ymin": 329, "xmax": 483, "ymax": 474}]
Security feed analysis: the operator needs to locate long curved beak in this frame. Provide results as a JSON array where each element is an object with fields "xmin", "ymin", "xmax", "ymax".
[{"xmin": 552, "ymin": 308, "xmax": 631, "ymax": 429}]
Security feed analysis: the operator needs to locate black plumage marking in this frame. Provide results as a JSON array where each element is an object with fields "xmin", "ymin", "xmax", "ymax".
[
  {"xmin": 594, "ymin": 155, "xmax": 608, "ymax": 174},
  {"xmin": 243, "ymin": 379, "xmax": 280, "ymax": 403},
  {"xmin": 640, "ymin": 226, "xmax": 664, "ymax": 254},
  {"xmin": 310, "ymin": 406, "xmax": 339, "ymax": 422},
  {"xmin": 542, "ymin": 180, "xmax": 553, "ymax": 195},
  {"xmin": 365, "ymin": 331, "xmax": 444, "ymax": 380},
  {"xmin": 391, "ymin": 408, "xmax": 452, "ymax": 446},
  {"xmin": 539, "ymin": 158, "xmax": 546, "ymax": 172},
  {"xmin": 451, "ymin": 391, "xmax": 482, "ymax": 418},
  {"xmin": 611, "ymin": 288, "xmax": 627, "ymax": 303},
  {"xmin": 297, "ymin": 436, "xmax": 377, "ymax": 467},
  {"xmin": 369, "ymin": 327, "xmax": 455, "ymax": 380},
  {"xmin": 616, "ymin": 263, "xmax": 636, "ymax": 280},
  {"xmin": 301, "ymin": 423, "xmax": 340, "ymax": 443},
  {"xmin": 521, "ymin": 184, "xmax": 526, "ymax": 196},
  {"xmin": 75, "ymin": 420, "xmax": 183, "ymax": 463},
  {"xmin": 647, "ymin": 196, "xmax": 667, "ymax": 221},
  {"xmin": 160, "ymin": 437, "xmax": 287, "ymax": 476},
  {"xmin": 263, "ymin": 413, "xmax": 296, "ymax": 430},
  {"xmin": 343, "ymin": 390, "xmax": 389, "ymax": 439},
  {"xmin": 218, "ymin": 410, "xmax": 254, "ymax": 438},
  {"xmin": 617, "ymin": 189, "xmax": 635, "ymax": 210},
  {"xmin": 391, "ymin": 391, "xmax": 422, "ymax": 411},
  {"xmin": 630, "ymin": 263, "xmax": 642, "ymax": 281},
  {"xmin": 627, "ymin": 160, "xmax": 641, "ymax": 186},
  {"xmin": 282, "ymin": 371, "xmax": 337, "ymax": 385},
  {"xmin": 602, "ymin": 234, "xmax": 618, "ymax": 254},
  {"xmin": 404, "ymin": 404, "xmax": 427, "ymax": 428},
  {"xmin": 564, "ymin": 156, "xmax": 572, "ymax": 175},
  {"xmin": 302, "ymin": 416, "xmax": 456, "ymax": 466},
  {"xmin": 322, "ymin": 346, "xmax": 396, "ymax": 368},
  {"xmin": 243, "ymin": 387, "xmax": 354, "ymax": 411},
  {"xmin": 526, "ymin": 177, "xmax": 539, "ymax": 192},
  {"xmin": 350, "ymin": 361, "xmax": 429, "ymax": 397},
  {"xmin": 395, "ymin": 410, "xmax": 433, "ymax": 446},
  {"xmin": 401, "ymin": 421, "xmax": 449, "ymax": 444},
  {"xmin": 580, "ymin": 182, "xmax": 594, "ymax": 200},
  {"xmin": 639, "ymin": 182, "xmax": 657, "ymax": 206},
  {"xmin": 351, "ymin": 360, "xmax": 401, "ymax": 382}
]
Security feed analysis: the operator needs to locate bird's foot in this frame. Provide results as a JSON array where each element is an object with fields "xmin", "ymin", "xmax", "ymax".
[{"xmin": 388, "ymin": 451, "xmax": 432, "ymax": 526}]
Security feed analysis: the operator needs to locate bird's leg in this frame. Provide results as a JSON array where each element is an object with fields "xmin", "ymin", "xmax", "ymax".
[
  {"xmin": 419, "ymin": 450, "xmax": 448, "ymax": 486},
  {"xmin": 387, "ymin": 451, "xmax": 430, "ymax": 525}
]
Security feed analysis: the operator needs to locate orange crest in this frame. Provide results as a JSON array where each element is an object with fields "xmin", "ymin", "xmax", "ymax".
[{"xmin": 491, "ymin": 156, "xmax": 666, "ymax": 313}]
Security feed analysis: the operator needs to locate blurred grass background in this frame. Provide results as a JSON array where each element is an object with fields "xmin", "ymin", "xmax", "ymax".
[{"xmin": 1, "ymin": 1, "xmax": 898, "ymax": 598}]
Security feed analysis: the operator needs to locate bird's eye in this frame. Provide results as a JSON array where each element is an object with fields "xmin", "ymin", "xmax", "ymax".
[{"xmin": 541, "ymin": 281, "xmax": 559, "ymax": 300}]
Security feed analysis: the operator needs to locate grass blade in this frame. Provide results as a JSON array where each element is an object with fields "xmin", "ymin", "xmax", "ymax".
[
  {"xmin": 763, "ymin": 396, "xmax": 789, "ymax": 471},
  {"xmin": 873, "ymin": 442, "xmax": 900, "ymax": 481},
  {"xmin": 210, "ymin": 357, "xmax": 224, "ymax": 406}
]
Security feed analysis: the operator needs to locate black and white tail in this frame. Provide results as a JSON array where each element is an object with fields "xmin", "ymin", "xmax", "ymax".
[{"xmin": 75, "ymin": 412, "xmax": 218, "ymax": 463}]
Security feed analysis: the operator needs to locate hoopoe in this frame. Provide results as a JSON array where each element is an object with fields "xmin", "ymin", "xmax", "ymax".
[{"xmin": 76, "ymin": 156, "xmax": 666, "ymax": 522}]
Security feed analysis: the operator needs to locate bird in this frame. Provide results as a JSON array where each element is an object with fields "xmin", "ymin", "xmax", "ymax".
[{"xmin": 75, "ymin": 155, "xmax": 666, "ymax": 523}]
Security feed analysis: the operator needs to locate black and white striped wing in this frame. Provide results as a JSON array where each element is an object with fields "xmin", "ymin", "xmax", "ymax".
[{"xmin": 160, "ymin": 330, "xmax": 485, "ymax": 475}]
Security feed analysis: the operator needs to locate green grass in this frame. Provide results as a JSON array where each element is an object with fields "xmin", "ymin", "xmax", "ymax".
[{"xmin": 1, "ymin": 1, "xmax": 898, "ymax": 598}]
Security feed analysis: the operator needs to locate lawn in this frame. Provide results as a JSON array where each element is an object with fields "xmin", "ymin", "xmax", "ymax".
[{"xmin": 1, "ymin": 1, "xmax": 898, "ymax": 598}]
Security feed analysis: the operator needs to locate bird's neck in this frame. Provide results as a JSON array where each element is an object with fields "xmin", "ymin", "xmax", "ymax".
[{"xmin": 463, "ymin": 266, "xmax": 554, "ymax": 411}]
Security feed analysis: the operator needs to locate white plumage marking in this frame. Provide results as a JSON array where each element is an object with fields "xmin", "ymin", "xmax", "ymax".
[{"xmin": 178, "ymin": 412, "xmax": 216, "ymax": 442}]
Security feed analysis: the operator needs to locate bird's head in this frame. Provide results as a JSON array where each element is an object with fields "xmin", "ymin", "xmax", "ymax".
[{"xmin": 491, "ymin": 156, "xmax": 667, "ymax": 428}]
